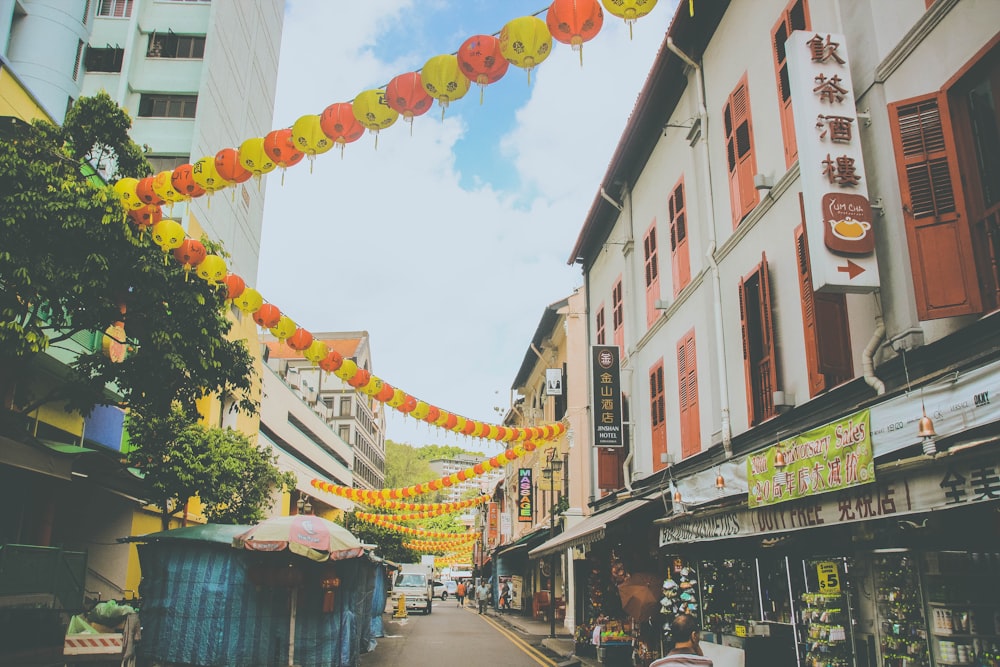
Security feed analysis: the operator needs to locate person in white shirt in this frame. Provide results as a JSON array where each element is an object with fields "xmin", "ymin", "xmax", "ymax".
[{"xmin": 650, "ymin": 614, "xmax": 713, "ymax": 667}]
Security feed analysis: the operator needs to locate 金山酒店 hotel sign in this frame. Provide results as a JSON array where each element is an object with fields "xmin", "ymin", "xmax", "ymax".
[
  {"xmin": 591, "ymin": 345, "xmax": 623, "ymax": 448},
  {"xmin": 746, "ymin": 409, "xmax": 875, "ymax": 508},
  {"xmin": 786, "ymin": 31, "xmax": 880, "ymax": 293}
]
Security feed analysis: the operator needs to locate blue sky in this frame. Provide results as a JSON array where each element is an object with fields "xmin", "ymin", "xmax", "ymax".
[{"xmin": 258, "ymin": 1, "xmax": 675, "ymax": 452}]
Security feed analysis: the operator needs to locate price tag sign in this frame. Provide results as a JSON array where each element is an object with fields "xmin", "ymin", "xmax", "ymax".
[
  {"xmin": 816, "ymin": 561, "xmax": 842, "ymax": 595},
  {"xmin": 735, "ymin": 624, "xmax": 748, "ymax": 637}
]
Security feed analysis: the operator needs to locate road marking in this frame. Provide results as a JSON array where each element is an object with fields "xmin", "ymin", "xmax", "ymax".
[{"xmin": 477, "ymin": 613, "xmax": 557, "ymax": 667}]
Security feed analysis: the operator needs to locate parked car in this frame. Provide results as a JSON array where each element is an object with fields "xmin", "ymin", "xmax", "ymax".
[{"xmin": 432, "ymin": 580, "xmax": 453, "ymax": 600}]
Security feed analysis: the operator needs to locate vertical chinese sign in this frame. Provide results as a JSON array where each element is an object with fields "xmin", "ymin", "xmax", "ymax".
[
  {"xmin": 487, "ymin": 502, "xmax": 499, "ymax": 545},
  {"xmin": 591, "ymin": 345, "xmax": 623, "ymax": 448},
  {"xmin": 787, "ymin": 31, "xmax": 880, "ymax": 293},
  {"xmin": 746, "ymin": 408, "xmax": 876, "ymax": 508},
  {"xmin": 518, "ymin": 468, "xmax": 534, "ymax": 523}
]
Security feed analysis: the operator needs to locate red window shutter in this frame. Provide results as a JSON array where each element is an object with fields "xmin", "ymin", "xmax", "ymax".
[
  {"xmin": 677, "ymin": 331, "xmax": 701, "ymax": 459},
  {"xmin": 725, "ymin": 76, "xmax": 760, "ymax": 227},
  {"xmin": 643, "ymin": 221, "xmax": 660, "ymax": 327},
  {"xmin": 597, "ymin": 447, "xmax": 624, "ymax": 490},
  {"xmin": 795, "ymin": 223, "xmax": 826, "ymax": 397},
  {"xmin": 612, "ymin": 278, "xmax": 625, "ymax": 354},
  {"xmin": 649, "ymin": 361, "xmax": 667, "ymax": 471},
  {"xmin": 596, "ymin": 304, "xmax": 606, "ymax": 345},
  {"xmin": 759, "ymin": 253, "xmax": 778, "ymax": 420},
  {"xmin": 889, "ymin": 92, "xmax": 981, "ymax": 319},
  {"xmin": 740, "ymin": 255, "xmax": 778, "ymax": 426},
  {"xmin": 669, "ymin": 179, "xmax": 691, "ymax": 296},
  {"xmin": 772, "ymin": 0, "xmax": 810, "ymax": 169}
]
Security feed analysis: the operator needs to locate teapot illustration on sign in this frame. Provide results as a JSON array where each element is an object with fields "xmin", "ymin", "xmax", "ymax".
[{"xmin": 829, "ymin": 216, "xmax": 871, "ymax": 241}]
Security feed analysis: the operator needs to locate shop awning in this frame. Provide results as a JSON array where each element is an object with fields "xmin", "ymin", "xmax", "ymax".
[
  {"xmin": 0, "ymin": 434, "xmax": 95, "ymax": 480},
  {"xmin": 529, "ymin": 498, "xmax": 651, "ymax": 559},
  {"xmin": 494, "ymin": 528, "xmax": 550, "ymax": 559}
]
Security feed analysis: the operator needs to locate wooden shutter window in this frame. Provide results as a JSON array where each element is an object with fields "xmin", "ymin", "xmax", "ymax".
[
  {"xmin": 739, "ymin": 255, "xmax": 778, "ymax": 426},
  {"xmin": 643, "ymin": 222, "xmax": 660, "ymax": 327},
  {"xmin": 612, "ymin": 277, "xmax": 625, "ymax": 353},
  {"xmin": 724, "ymin": 75, "xmax": 760, "ymax": 227},
  {"xmin": 669, "ymin": 178, "xmax": 691, "ymax": 296},
  {"xmin": 772, "ymin": 0, "xmax": 809, "ymax": 168},
  {"xmin": 889, "ymin": 93, "xmax": 981, "ymax": 319},
  {"xmin": 677, "ymin": 330, "xmax": 701, "ymax": 459},
  {"xmin": 596, "ymin": 304, "xmax": 606, "ymax": 345},
  {"xmin": 649, "ymin": 361, "xmax": 667, "ymax": 471}
]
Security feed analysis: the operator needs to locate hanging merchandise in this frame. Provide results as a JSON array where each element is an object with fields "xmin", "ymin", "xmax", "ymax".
[
  {"xmin": 457, "ymin": 34, "xmax": 509, "ymax": 104},
  {"xmin": 546, "ymin": 0, "xmax": 605, "ymax": 66},
  {"xmin": 170, "ymin": 163, "xmax": 206, "ymax": 199},
  {"xmin": 873, "ymin": 552, "xmax": 929, "ymax": 667},
  {"xmin": 600, "ymin": 0, "xmax": 658, "ymax": 39},
  {"xmin": 800, "ymin": 559, "xmax": 853, "ymax": 667},
  {"xmin": 263, "ymin": 128, "xmax": 305, "ymax": 184},
  {"xmin": 499, "ymin": 16, "xmax": 553, "ymax": 84},
  {"xmin": 385, "ymin": 72, "xmax": 433, "ymax": 133},
  {"xmin": 421, "ymin": 55, "xmax": 471, "ymax": 119},
  {"xmin": 352, "ymin": 89, "xmax": 398, "ymax": 149},
  {"xmin": 701, "ymin": 559, "xmax": 758, "ymax": 637},
  {"xmin": 291, "ymin": 114, "xmax": 334, "ymax": 171},
  {"xmin": 319, "ymin": 102, "xmax": 365, "ymax": 158}
]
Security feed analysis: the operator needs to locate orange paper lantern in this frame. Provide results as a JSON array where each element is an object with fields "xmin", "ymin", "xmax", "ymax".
[
  {"xmin": 457, "ymin": 34, "xmax": 509, "ymax": 105},
  {"xmin": 253, "ymin": 304, "xmax": 281, "ymax": 329},
  {"xmin": 286, "ymin": 327, "xmax": 313, "ymax": 351},
  {"xmin": 173, "ymin": 239, "xmax": 207, "ymax": 276},
  {"xmin": 263, "ymin": 128, "xmax": 305, "ymax": 180},
  {"xmin": 223, "ymin": 274, "xmax": 246, "ymax": 300},
  {"xmin": 320, "ymin": 102, "xmax": 365, "ymax": 158},
  {"xmin": 385, "ymin": 72, "xmax": 433, "ymax": 133},
  {"xmin": 215, "ymin": 147, "xmax": 252, "ymax": 184},
  {"xmin": 171, "ymin": 163, "xmax": 206, "ymax": 199},
  {"xmin": 546, "ymin": 0, "xmax": 604, "ymax": 65},
  {"xmin": 319, "ymin": 350, "xmax": 343, "ymax": 373},
  {"xmin": 135, "ymin": 176, "xmax": 165, "ymax": 206}
]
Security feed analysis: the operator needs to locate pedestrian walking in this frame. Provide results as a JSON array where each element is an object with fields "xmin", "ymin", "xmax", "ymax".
[
  {"xmin": 498, "ymin": 580, "xmax": 511, "ymax": 615},
  {"xmin": 650, "ymin": 614, "xmax": 714, "ymax": 666},
  {"xmin": 455, "ymin": 581, "xmax": 466, "ymax": 607},
  {"xmin": 475, "ymin": 580, "xmax": 490, "ymax": 615}
]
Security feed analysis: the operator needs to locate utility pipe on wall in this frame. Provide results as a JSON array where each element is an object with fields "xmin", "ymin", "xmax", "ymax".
[{"xmin": 667, "ymin": 37, "xmax": 733, "ymax": 458}]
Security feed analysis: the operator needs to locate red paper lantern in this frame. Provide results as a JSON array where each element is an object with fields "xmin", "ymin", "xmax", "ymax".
[
  {"xmin": 456, "ymin": 470, "xmax": 467, "ymax": 482},
  {"xmin": 546, "ymin": 0, "xmax": 604, "ymax": 65},
  {"xmin": 400, "ymin": 395, "xmax": 418, "ymax": 413},
  {"xmin": 223, "ymin": 274, "xmax": 246, "ymax": 300},
  {"xmin": 461, "ymin": 420, "xmax": 477, "ymax": 436},
  {"xmin": 473, "ymin": 463, "xmax": 485, "ymax": 475},
  {"xmin": 263, "ymin": 128, "xmax": 305, "ymax": 171},
  {"xmin": 319, "ymin": 350, "xmax": 343, "ymax": 372},
  {"xmin": 489, "ymin": 457, "xmax": 500, "ymax": 468},
  {"xmin": 441, "ymin": 476, "xmax": 452, "ymax": 487},
  {"xmin": 135, "ymin": 176, "xmax": 165, "ymax": 206},
  {"xmin": 127, "ymin": 204, "xmax": 161, "ymax": 229},
  {"xmin": 385, "ymin": 72, "xmax": 433, "ymax": 132},
  {"xmin": 375, "ymin": 383, "xmax": 395, "ymax": 402},
  {"xmin": 215, "ymin": 148, "xmax": 253, "ymax": 184},
  {"xmin": 424, "ymin": 406, "xmax": 440, "ymax": 424},
  {"xmin": 173, "ymin": 239, "xmax": 207, "ymax": 274},
  {"xmin": 444, "ymin": 414, "xmax": 458, "ymax": 430},
  {"xmin": 524, "ymin": 442, "xmax": 538, "ymax": 452},
  {"xmin": 505, "ymin": 449, "xmax": 517, "ymax": 460},
  {"xmin": 347, "ymin": 368, "xmax": 370, "ymax": 388},
  {"xmin": 320, "ymin": 102, "xmax": 365, "ymax": 156},
  {"xmin": 457, "ymin": 34, "xmax": 509, "ymax": 103},
  {"xmin": 171, "ymin": 164, "xmax": 206, "ymax": 198},
  {"xmin": 253, "ymin": 303, "xmax": 281, "ymax": 328},
  {"xmin": 287, "ymin": 327, "xmax": 313, "ymax": 351},
  {"xmin": 427, "ymin": 479, "xmax": 440, "ymax": 491}
]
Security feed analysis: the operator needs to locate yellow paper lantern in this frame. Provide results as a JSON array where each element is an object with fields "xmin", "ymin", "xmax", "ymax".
[
  {"xmin": 238, "ymin": 137, "xmax": 277, "ymax": 178},
  {"xmin": 192, "ymin": 156, "xmax": 231, "ymax": 195},
  {"xmin": 500, "ymin": 16, "xmax": 553, "ymax": 84},
  {"xmin": 352, "ymin": 89, "xmax": 398, "ymax": 148},
  {"xmin": 487, "ymin": 425, "xmax": 500, "ymax": 440},
  {"xmin": 334, "ymin": 358, "xmax": 359, "ymax": 381},
  {"xmin": 411, "ymin": 401, "xmax": 430, "ymax": 420},
  {"xmin": 388, "ymin": 388, "xmax": 406, "ymax": 408},
  {"xmin": 151, "ymin": 220, "xmax": 184, "ymax": 253},
  {"xmin": 434, "ymin": 410, "xmax": 451, "ymax": 427},
  {"xmin": 291, "ymin": 114, "xmax": 333, "ymax": 171},
  {"xmin": 453, "ymin": 416, "xmax": 467, "ymax": 433},
  {"xmin": 303, "ymin": 340, "xmax": 329, "ymax": 364},
  {"xmin": 361, "ymin": 376, "xmax": 384, "ymax": 397},
  {"xmin": 234, "ymin": 287, "xmax": 263, "ymax": 314},
  {"xmin": 600, "ymin": 0, "xmax": 658, "ymax": 38},
  {"xmin": 269, "ymin": 315, "xmax": 296, "ymax": 341},
  {"xmin": 421, "ymin": 54, "xmax": 471, "ymax": 118},
  {"xmin": 113, "ymin": 178, "xmax": 145, "ymax": 210},
  {"xmin": 464, "ymin": 467, "xmax": 477, "ymax": 479},
  {"xmin": 196, "ymin": 254, "xmax": 227, "ymax": 285},
  {"xmin": 449, "ymin": 473, "xmax": 461, "ymax": 485},
  {"xmin": 152, "ymin": 171, "xmax": 185, "ymax": 205}
]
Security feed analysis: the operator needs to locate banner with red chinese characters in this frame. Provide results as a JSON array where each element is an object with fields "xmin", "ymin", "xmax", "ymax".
[
  {"xmin": 786, "ymin": 30, "xmax": 880, "ymax": 293},
  {"xmin": 746, "ymin": 409, "xmax": 875, "ymax": 508}
]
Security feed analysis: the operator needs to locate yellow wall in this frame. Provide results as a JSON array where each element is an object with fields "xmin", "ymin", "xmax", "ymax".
[{"xmin": 0, "ymin": 64, "xmax": 52, "ymax": 123}]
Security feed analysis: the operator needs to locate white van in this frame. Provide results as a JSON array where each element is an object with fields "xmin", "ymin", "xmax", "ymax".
[{"xmin": 389, "ymin": 564, "xmax": 434, "ymax": 614}]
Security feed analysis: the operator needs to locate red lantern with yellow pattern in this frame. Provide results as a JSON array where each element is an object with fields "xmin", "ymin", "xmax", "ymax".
[
  {"xmin": 457, "ymin": 34, "xmax": 510, "ymax": 104},
  {"xmin": 546, "ymin": 0, "xmax": 604, "ymax": 65}
]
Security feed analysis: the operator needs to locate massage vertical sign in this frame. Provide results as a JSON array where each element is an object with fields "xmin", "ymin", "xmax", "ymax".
[
  {"xmin": 591, "ymin": 345, "xmax": 623, "ymax": 447},
  {"xmin": 746, "ymin": 408, "xmax": 875, "ymax": 508},
  {"xmin": 786, "ymin": 31, "xmax": 880, "ymax": 293},
  {"xmin": 517, "ymin": 468, "xmax": 533, "ymax": 523}
]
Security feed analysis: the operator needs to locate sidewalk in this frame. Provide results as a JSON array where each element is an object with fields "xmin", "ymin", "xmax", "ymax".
[{"xmin": 481, "ymin": 604, "xmax": 602, "ymax": 667}]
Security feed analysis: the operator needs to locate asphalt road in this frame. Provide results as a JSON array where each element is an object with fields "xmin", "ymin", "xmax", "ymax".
[{"xmin": 361, "ymin": 599, "xmax": 560, "ymax": 667}]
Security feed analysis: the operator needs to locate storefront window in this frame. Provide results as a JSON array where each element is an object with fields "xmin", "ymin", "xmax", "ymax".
[{"xmin": 873, "ymin": 550, "xmax": 930, "ymax": 667}]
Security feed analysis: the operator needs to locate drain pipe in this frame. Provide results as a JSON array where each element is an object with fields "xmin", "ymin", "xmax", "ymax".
[
  {"xmin": 667, "ymin": 37, "xmax": 733, "ymax": 458},
  {"xmin": 863, "ymin": 313, "xmax": 886, "ymax": 395}
]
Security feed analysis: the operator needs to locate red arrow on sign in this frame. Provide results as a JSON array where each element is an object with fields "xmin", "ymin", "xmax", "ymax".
[{"xmin": 837, "ymin": 260, "xmax": 865, "ymax": 279}]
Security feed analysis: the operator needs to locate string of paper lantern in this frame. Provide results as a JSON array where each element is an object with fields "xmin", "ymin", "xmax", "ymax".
[
  {"xmin": 364, "ymin": 517, "xmax": 476, "ymax": 540},
  {"xmin": 405, "ymin": 538, "xmax": 478, "ymax": 552},
  {"xmin": 111, "ymin": 1, "xmax": 667, "ymax": 205},
  {"xmin": 355, "ymin": 508, "xmax": 460, "ymax": 522},
  {"xmin": 311, "ymin": 482, "xmax": 492, "ymax": 511}
]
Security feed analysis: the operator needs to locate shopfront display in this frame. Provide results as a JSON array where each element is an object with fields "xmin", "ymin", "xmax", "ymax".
[
  {"xmin": 873, "ymin": 551, "xmax": 930, "ymax": 667},
  {"xmin": 923, "ymin": 551, "xmax": 1000, "ymax": 667},
  {"xmin": 800, "ymin": 559, "xmax": 856, "ymax": 667},
  {"xmin": 701, "ymin": 558, "xmax": 757, "ymax": 637}
]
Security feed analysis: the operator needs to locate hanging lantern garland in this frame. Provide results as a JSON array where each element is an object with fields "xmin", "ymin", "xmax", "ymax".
[
  {"xmin": 311, "ymin": 482, "xmax": 492, "ymax": 512},
  {"xmin": 405, "ymin": 537, "xmax": 478, "ymax": 552},
  {"xmin": 364, "ymin": 517, "xmax": 476, "ymax": 540}
]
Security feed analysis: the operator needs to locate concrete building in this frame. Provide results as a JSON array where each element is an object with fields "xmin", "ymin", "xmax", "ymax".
[
  {"xmin": 545, "ymin": 1, "xmax": 1000, "ymax": 664},
  {"xmin": 263, "ymin": 332, "xmax": 387, "ymax": 492}
]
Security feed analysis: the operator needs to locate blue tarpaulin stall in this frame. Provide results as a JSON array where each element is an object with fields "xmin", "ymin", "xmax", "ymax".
[{"xmin": 131, "ymin": 524, "xmax": 385, "ymax": 667}]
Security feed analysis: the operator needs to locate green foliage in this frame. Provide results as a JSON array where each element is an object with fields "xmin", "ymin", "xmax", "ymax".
[
  {"xmin": 383, "ymin": 440, "xmax": 437, "ymax": 490},
  {"xmin": 345, "ymin": 518, "xmax": 418, "ymax": 564},
  {"xmin": 415, "ymin": 443, "xmax": 484, "ymax": 461},
  {"xmin": 415, "ymin": 512, "xmax": 466, "ymax": 535},
  {"xmin": 0, "ymin": 94, "xmax": 256, "ymax": 420},
  {"xmin": 126, "ymin": 408, "xmax": 295, "ymax": 526}
]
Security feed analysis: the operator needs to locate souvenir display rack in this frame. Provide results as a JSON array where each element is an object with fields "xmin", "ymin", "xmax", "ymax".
[
  {"xmin": 701, "ymin": 558, "xmax": 757, "ymax": 637},
  {"xmin": 799, "ymin": 559, "xmax": 855, "ymax": 667},
  {"xmin": 922, "ymin": 551, "xmax": 1000, "ymax": 667},
  {"xmin": 873, "ymin": 551, "xmax": 930, "ymax": 667}
]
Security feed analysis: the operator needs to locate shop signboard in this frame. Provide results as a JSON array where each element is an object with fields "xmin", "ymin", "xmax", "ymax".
[
  {"xmin": 487, "ymin": 502, "xmax": 499, "ymax": 545},
  {"xmin": 660, "ymin": 451, "xmax": 998, "ymax": 547},
  {"xmin": 747, "ymin": 409, "xmax": 875, "ymax": 508},
  {"xmin": 786, "ymin": 30, "xmax": 879, "ymax": 293},
  {"xmin": 591, "ymin": 345, "xmax": 623, "ymax": 448},
  {"xmin": 815, "ymin": 561, "xmax": 842, "ymax": 595},
  {"xmin": 517, "ymin": 468, "xmax": 533, "ymax": 523}
]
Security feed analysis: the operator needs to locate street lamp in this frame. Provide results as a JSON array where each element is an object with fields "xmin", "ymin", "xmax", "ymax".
[{"xmin": 542, "ymin": 453, "xmax": 563, "ymax": 639}]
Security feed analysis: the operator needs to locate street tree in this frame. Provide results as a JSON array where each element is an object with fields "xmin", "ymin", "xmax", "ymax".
[{"xmin": 0, "ymin": 92, "xmax": 256, "ymax": 421}]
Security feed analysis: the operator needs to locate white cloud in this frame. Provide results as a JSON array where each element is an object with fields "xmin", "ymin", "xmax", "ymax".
[{"xmin": 259, "ymin": 1, "xmax": 673, "ymax": 449}]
